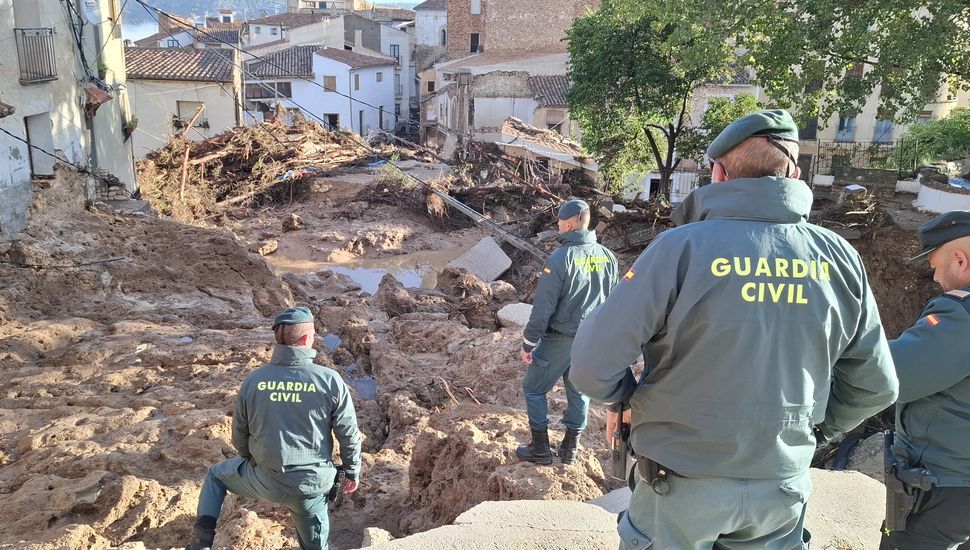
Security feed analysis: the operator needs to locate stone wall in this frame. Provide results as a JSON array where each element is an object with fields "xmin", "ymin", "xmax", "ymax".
[{"xmin": 484, "ymin": 0, "xmax": 599, "ymax": 55}]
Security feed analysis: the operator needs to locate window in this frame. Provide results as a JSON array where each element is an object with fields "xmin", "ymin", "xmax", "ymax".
[
  {"xmin": 166, "ymin": 38, "xmax": 178, "ymax": 47},
  {"xmin": 176, "ymin": 100, "xmax": 207, "ymax": 127},
  {"xmin": 222, "ymin": 15, "xmax": 231, "ymax": 23},
  {"xmin": 245, "ymin": 81, "xmax": 293, "ymax": 99},
  {"xmin": 389, "ymin": 44, "xmax": 400, "ymax": 65},
  {"xmin": 254, "ymin": 26, "xmax": 261, "ymax": 34},
  {"xmin": 874, "ymin": 116, "xmax": 894, "ymax": 143},
  {"xmin": 916, "ymin": 110, "xmax": 933, "ymax": 125},
  {"xmin": 471, "ymin": 0, "xmax": 480, "ymax": 14},
  {"xmin": 395, "ymin": 103, "xmax": 401, "ymax": 117},
  {"xmin": 846, "ymin": 63, "xmax": 864, "ymax": 78},
  {"xmin": 323, "ymin": 75, "xmax": 337, "ymax": 90},
  {"xmin": 270, "ymin": 26, "xmax": 278, "ymax": 36},
  {"xmin": 835, "ymin": 114, "xmax": 856, "ymax": 142},
  {"xmin": 427, "ymin": 81, "xmax": 435, "ymax": 93},
  {"xmin": 324, "ymin": 113, "xmax": 339, "ymax": 128},
  {"xmin": 359, "ymin": 109, "xmax": 365, "ymax": 135},
  {"xmin": 354, "ymin": 73, "xmax": 360, "ymax": 91},
  {"xmin": 379, "ymin": 106, "xmax": 384, "ymax": 129},
  {"xmin": 440, "ymin": 29, "xmax": 446, "ymax": 46},
  {"xmin": 469, "ymin": 33, "xmax": 480, "ymax": 53},
  {"xmin": 376, "ymin": 72, "xmax": 383, "ymax": 82}
]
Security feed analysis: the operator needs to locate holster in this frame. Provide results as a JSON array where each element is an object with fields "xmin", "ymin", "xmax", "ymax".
[
  {"xmin": 635, "ymin": 455, "xmax": 684, "ymax": 496},
  {"xmin": 883, "ymin": 430, "xmax": 937, "ymax": 534},
  {"xmin": 327, "ymin": 466, "xmax": 346, "ymax": 507}
]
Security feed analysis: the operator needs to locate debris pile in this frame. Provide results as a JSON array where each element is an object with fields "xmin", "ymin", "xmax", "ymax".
[{"xmin": 136, "ymin": 120, "xmax": 432, "ymax": 224}]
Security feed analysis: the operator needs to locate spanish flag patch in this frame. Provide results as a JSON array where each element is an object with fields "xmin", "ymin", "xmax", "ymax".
[
  {"xmin": 926, "ymin": 314, "xmax": 940, "ymax": 326},
  {"xmin": 624, "ymin": 269, "xmax": 635, "ymax": 281}
]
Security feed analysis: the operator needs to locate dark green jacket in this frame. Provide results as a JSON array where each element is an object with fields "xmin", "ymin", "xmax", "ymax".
[
  {"xmin": 232, "ymin": 345, "xmax": 362, "ymax": 495},
  {"xmin": 891, "ymin": 286, "xmax": 970, "ymax": 486},
  {"xmin": 571, "ymin": 177, "xmax": 898, "ymax": 479},
  {"xmin": 522, "ymin": 229, "xmax": 618, "ymax": 351}
]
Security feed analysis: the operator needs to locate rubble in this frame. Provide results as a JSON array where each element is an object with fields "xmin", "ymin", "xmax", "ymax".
[{"xmin": 497, "ymin": 303, "xmax": 533, "ymax": 328}]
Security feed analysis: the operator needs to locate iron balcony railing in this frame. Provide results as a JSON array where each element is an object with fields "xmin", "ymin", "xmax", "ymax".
[{"xmin": 15, "ymin": 28, "xmax": 58, "ymax": 84}]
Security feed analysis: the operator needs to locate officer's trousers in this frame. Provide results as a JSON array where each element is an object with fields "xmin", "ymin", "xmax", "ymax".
[
  {"xmin": 198, "ymin": 457, "xmax": 330, "ymax": 550},
  {"xmin": 617, "ymin": 468, "xmax": 812, "ymax": 550},
  {"xmin": 522, "ymin": 333, "xmax": 589, "ymax": 432},
  {"xmin": 879, "ymin": 486, "xmax": 970, "ymax": 550}
]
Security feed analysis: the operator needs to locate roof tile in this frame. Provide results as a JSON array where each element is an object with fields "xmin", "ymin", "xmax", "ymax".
[
  {"xmin": 247, "ymin": 44, "xmax": 323, "ymax": 78},
  {"xmin": 125, "ymin": 47, "xmax": 235, "ymax": 82},
  {"xmin": 528, "ymin": 75, "xmax": 570, "ymax": 108},
  {"xmin": 316, "ymin": 48, "xmax": 396, "ymax": 69},
  {"xmin": 247, "ymin": 13, "xmax": 329, "ymax": 28}
]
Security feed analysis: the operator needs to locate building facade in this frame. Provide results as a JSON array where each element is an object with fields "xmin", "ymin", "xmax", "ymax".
[
  {"xmin": 0, "ymin": 0, "xmax": 136, "ymax": 239},
  {"xmin": 125, "ymin": 48, "xmax": 243, "ymax": 158},
  {"xmin": 414, "ymin": 0, "xmax": 447, "ymax": 72},
  {"xmin": 244, "ymin": 45, "xmax": 395, "ymax": 135}
]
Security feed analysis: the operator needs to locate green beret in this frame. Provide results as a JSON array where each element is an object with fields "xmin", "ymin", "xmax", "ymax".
[
  {"xmin": 272, "ymin": 306, "xmax": 314, "ymax": 329},
  {"xmin": 557, "ymin": 199, "xmax": 589, "ymax": 220},
  {"xmin": 706, "ymin": 109, "xmax": 800, "ymax": 160},
  {"xmin": 910, "ymin": 210, "xmax": 970, "ymax": 262}
]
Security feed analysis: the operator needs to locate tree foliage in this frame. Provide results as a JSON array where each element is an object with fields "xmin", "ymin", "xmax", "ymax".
[
  {"xmin": 650, "ymin": 0, "xmax": 970, "ymax": 125},
  {"xmin": 898, "ymin": 108, "xmax": 970, "ymax": 166},
  {"xmin": 566, "ymin": 0, "xmax": 735, "ymax": 191},
  {"xmin": 678, "ymin": 94, "xmax": 762, "ymax": 163}
]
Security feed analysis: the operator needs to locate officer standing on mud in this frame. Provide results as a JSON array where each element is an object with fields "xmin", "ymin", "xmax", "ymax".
[
  {"xmin": 570, "ymin": 110, "xmax": 898, "ymax": 548},
  {"xmin": 187, "ymin": 307, "xmax": 361, "ymax": 550},
  {"xmin": 516, "ymin": 199, "xmax": 618, "ymax": 466},
  {"xmin": 880, "ymin": 211, "xmax": 970, "ymax": 549}
]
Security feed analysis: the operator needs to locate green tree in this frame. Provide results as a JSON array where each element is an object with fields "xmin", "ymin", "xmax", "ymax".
[
  {"xmin": 566, "ymin": 0, "xmax": 733, "ymax": 193},
  {"xmin": 892, "ymin": 108, "xmax": 970, "ymax": 172},
  {"xmin": 679, "ymin": 94, "xmax": 762, "ymax": 164},
  {"xmin": 647, "ymin": 0, "xmax": 970, "ymax": 125}
]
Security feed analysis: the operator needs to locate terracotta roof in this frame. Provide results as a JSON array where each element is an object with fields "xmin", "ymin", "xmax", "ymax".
[
  {"xmin": 414, "ymin": 0, "xmax": 447, "ymax": 10},
  {"xmin": 358, "ymin": 7, "xmax": 416, "ymax": 21},
  {"xmin": 247, "ymin": 12, "xmax": 328, "ymax": 28},
  {"xmin": 217, "ymin": 7, "xmax": 234, "ymax": 14},
  {"xmin": 316, "ymin": 47, "xmax": 396, "ymax": 69},
  {"xmin": 125, "ymin": 47, "xmax": 235, "ymax": 82},
  {"xmin": 712, "ymin": 64, "xmax": 753, "ymax": 86},
  {"xmin": 528, "ymin": 75, "xmax": 570, "ymax": 108},
  {"xmin": 247, "ymin": 44, "xmax": 322, "ymax": 78},
  {"xmin": 196, "ymin": 28, "xmax": 242, "ymax": 44}
]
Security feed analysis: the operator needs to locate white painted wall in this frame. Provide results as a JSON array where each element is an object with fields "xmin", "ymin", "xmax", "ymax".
[
  {"xmin": 473, "ymin": 97, "xmax": 538, "ymax": 132},
  {"xmin": 0, "ymin": 0, "xmax": 135, "ymax": 238},
  {"xmin": 415, "ymin": 9, "xmax": 447, "ymax": 48},
  {"xmin": 128, "ymin": 79, "xmax": 240, "ymax": 158},
  {"xmin": 379, "ymin": 23, "xmax": 416, "ymax": 119}
]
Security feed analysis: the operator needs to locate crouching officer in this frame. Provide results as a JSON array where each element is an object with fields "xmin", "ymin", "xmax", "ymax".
[
  {"xmin": 188, "ymin": 307, "xmax": 361, "ymax": 550},
  {"xmin": 880, "ymin": 211, "xmax": 970, "ymax": 549},
  {"xmin": 517, "ymin": 200, "xmax": 618, "ymax": 465},
  {"xmin": 570, "ymin": 110, "xmax": 898, "ymax": 549}
]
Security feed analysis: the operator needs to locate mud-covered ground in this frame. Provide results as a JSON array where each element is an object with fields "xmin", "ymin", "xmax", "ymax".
[{"xmin": 0, "ymin": 169, "xmax": 940, "ymax": 550}]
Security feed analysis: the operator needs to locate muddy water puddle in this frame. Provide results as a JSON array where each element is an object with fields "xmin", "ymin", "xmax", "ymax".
[{"xmin": 268, "ymin": 245, "xmax": 469, "ymax": 294}]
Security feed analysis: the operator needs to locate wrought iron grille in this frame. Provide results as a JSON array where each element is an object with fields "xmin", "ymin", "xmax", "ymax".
[{"xmin": 15, "ymin": 28, "xmax": 58, "ymax": 83}]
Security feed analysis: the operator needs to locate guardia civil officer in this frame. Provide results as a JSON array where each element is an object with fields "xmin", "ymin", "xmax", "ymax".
[
  {"xmin": 516, "ymin": 199, "xmax": 619, "ymax": 465},
  {"xmin": 188, "ymin": 307, "xmax": 361, "ymax": 550},
  {"xmin": 879, "ymin": 211, "xmax": 970, "ymax": 549},
  {"xmin": 571, "ymin": 110, "xmax": 898, "ymax": 549}
]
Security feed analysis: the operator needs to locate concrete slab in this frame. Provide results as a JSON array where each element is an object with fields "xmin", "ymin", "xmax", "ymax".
[
  {"xmin": 363, "ymin": 501, "xmax": 620, "ymax": 550},
  {"xmin": 586, "ymin": 487, "xmax": 631, "ymax": 515},
  {"xmin": 445, "ymin": 236, "xmax": 512, "ymax": 282},
  {"xmin": 497, "ymin": 303, "xmax": 532, "ymax": 328}
]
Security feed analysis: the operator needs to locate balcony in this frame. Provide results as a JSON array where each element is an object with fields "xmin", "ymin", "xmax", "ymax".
[
  {"xmin": 15, "ymin": 28, "xmax": 58, "ymax": 84},
  {"xmin": 395, "ymin": 84, "xmax": 403, "ymax": 97},
  {"xmin": 14, "ymin": 28, "xmax": 57, "ymax": 84}
]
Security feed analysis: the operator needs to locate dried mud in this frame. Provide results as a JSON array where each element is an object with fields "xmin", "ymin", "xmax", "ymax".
[{"xmin": 0, "ymin": 169, "xmax": 940, "ymax": 550}]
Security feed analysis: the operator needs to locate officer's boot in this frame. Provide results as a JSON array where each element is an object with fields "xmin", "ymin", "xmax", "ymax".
[
  {"xmin": 185, "ymin": 515, "xmax": 217, "ymax": 550},
  {"xmin": 516, "ymin": 428, "xmax": 554, "ymax": 465},
  {"xmin": 558, "ymin": 428, "xmax": 581, "ymax": 465}
]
